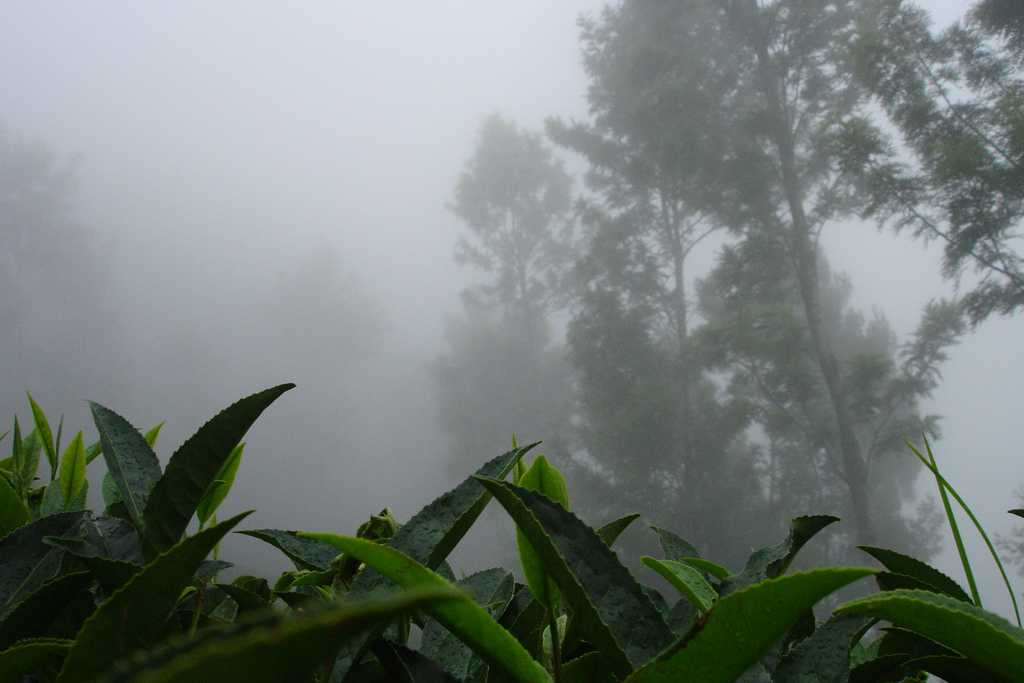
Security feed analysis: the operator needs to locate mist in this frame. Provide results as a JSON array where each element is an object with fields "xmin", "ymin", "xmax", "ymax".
[{"xmin": 2, "ymin": 0, "xmax": 1023, "ymax": 623}]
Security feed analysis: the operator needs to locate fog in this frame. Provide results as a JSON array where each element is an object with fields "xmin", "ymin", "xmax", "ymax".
[{"xmin": 2, "ymin": 0, "xmax": 1022, "ymax": 619}]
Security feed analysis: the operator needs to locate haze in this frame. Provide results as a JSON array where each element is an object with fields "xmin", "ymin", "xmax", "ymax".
[{"xmin": 2, "ymin": 1, "xmax": 1021, "ymax": 618}]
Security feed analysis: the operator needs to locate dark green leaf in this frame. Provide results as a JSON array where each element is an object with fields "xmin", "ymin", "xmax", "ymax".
[
  {"xmin": 477, "ymin": 477, "xmax": 673, "ymax": 678},
  {"xmin": 238, "ymin": 528, "xmax": 339, "ymax": 570},
  {"xmin": 194, "ymin": 560, "xmax": 233, "ymax": 583},
  {"xmin": 304, "ymin": 534, "xmax": 552, "ymax": 683},
  {"xmin": 562, "ymin": 652, "xmax": 616, "ymax": 683},
  {"xmin": 596, "ymin": 513, "xmax": 641, "ymax": 547},
  {"xmin": 0, "ymin": 637, "xmax": 72, "ymax": 681},
  {"xmin": 651, "ymin": 526, "xmax": 699, "ymax": 561},
  {"xmin": 903, "ymin": 654, "xmax": 1011, "ymax": 682},
  {"xmin": 373, "ymin": 638, "xmax": 460, "ymax": 683},
  {"xmin": 0, "ymin": 511, "xmax": 87, "ymax": 620},
  {"xmin": 1009, "ymin": 509, "xmax": 1024, "ymax": 520},
  {"xmin": 720, "ymin": 516, "xmax": 839, "ymax": 595},
  {"xmin": 45, "ymin": 536, "xmax": 142, "ymax": 595},
  {"xmin": 0, "ymin": 571, "xmax": 95, "ymax": 649},
  {"xmin": 57, "ymin": 511, "xmax": 252, "ymax": 683},
  {"xmin": 859, "ymin": 545, "xmax": 972, "ymax": 603},
  {"xmin": 90, "ymin": 402, "xmax": 162, "ymax": 535},
  {"xmin": 625, "ymin": 568, "xmax": 875, "ymax": 683},
  {"xmin": 144, "ymin": 385, "xmax": 294, "ymax": 553},
  {"xmin": 773, "ymin": 614, "xmax": 872, "ymax": 683},
  {"xmin": 421, "ymin": 567, "xmax": 515, "ymax": 680},
  {"xmin": 331, "ymin": 444, "xmax": 535, "ymax": 682},
  {"xmin": 97, "ymin": 589, "xmax": 463, "ymax": 683},
  {"xmin": 215, "ymin": 583, "xmax": 267, "ymax": 614},
  {"xmin": 836, "ymin": 588, "xmax": 1024, "ymax": 681}
]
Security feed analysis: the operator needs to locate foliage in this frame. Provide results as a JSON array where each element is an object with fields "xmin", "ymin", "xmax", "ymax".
[
  {"xmin": 844, "ymin": 0, "xmax": 1024, "ymax": 325},
  {"xmin": 0, "ymin": 385, "xmax": 1020, "ymax": 682}
]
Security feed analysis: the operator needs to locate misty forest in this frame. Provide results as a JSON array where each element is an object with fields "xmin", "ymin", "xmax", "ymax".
[{"xmin": 2, "ymin": 1, "xmax": 1024, "ymax": 682}]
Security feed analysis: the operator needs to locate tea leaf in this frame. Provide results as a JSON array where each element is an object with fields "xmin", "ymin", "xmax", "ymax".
[
  {"xmin": 0, "ymin": 474, "xmax": 28, "ymax": 537},
  {"xmin": 772, "ymin": 614, "xmax": 872, "ymax": 683},
  {"xmin": 0, "ymin": 511, "xmax": 87, "ymax": 620},
  {"xmin": 679, "ymin": 557, "xmax": 730, "ymax": 580},
  {"xmin": 57, "ymin": 511, "xmax": 253, "ymax": 683},
  {"xmin": 301, "ymin": 533, "xmax": 552, "ymax": 683},
  {"xmin": 27, "ymin": 392, "xmax": 57, "ymax": 478},
  {"xmin": 0, "ymin": 638, "xmax": 73, "ymax": 681},
  {"xmin": 720, "ymin": 515, "xmax": 839, "ymax": 595},
  {"xmin": 859, "ymin": 545, "xmax": 971, "ymax": 603},
  {"xmin": 96, "ymin": 589, "xmax": 463, "ymax": 683},
  {"xmin": 237, "ymin": 528, "xmax": 339, "ymax": 571},
  {"xmin": 516, "ymin": 455, "xmax": 568, "ymax": 612},
  {"xmin": 421, "ymin": 567, "xmax": 515, "ymax": 680},
  {"xmin": 59, "ymin": 432, "xmax": 87, "ymax": 509},
  {"xmin": 144, "ymin": 384, "xmax": 293, "ymax": 553},
  {"xmin": 596, "ymin": 513, "xmax": 641, "ymax": 547},
  {"xmin": 90, "ymin": 402, "xmax": 162, "ymax": 536},
  {"xmin": 196, "ymin": 442, "xmax": 244, "ymax": 527},
  {"xmin": 0, "ymin": 571, "xmax": 95, "ymax": 649},
  {"xmin": 625, "ymin": 568, "xmax": 875, "ymax": 683},
  {"xmin": 836, "ymin": 588, "xmax": 1024, "ymax": 681},
  {"xmin": 477, "ymin": 477, "xmax": 673, "ymax": 678},
  {"xmin": 651, "ymin": 526, "xmax": 699, "ymax": 561},
  {"xmin": 641, "ymin": 557, "xmax": 717, "ymax": 613}
]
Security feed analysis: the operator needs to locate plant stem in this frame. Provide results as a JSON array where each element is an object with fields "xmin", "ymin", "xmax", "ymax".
[
  {"xmin": 189, "ymin": 585, "xmax": 204, "ymax": 638},
  {"xmin": 548, "ymin": 609, "xmax": 562, "ymax": 683}
]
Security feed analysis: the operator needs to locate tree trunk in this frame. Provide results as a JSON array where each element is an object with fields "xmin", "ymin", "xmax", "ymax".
[{"xmin": 749, "ymin": 24, "xmax": 877, "ymax": 546}]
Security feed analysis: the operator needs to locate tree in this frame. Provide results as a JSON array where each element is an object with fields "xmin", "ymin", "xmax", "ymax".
[
  {"xmin": 844, "ymin": 0, "xmax": 1024, "ymax": 325},
  {"xmin": 449, "ymin": 113, "xmax": 574, "ymax": 346},
  {"xmin": 0, "ymin": 123, "xmax": 120, "ymax": 418},
  {"xmin": 435, "ymin": 115, "xmax": 575, "ymax": 479},
  {"xmin": 548, "ymin": 0, "xmax": 773, "ymax": 563},
  {"xmin": 698, "ymin": 233, "xmax": 956, "ymax": 562}
]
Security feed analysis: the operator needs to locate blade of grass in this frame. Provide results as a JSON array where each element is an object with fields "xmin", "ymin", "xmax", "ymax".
[{"xmin": 907, "ymin": 437, "xmax": 1021, "ymax": 627}]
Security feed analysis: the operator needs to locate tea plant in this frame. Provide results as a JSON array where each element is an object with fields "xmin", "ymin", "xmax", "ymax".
[{"xmin": 0, "ymin": 386, "xmax": 1022, "ymax": 682}]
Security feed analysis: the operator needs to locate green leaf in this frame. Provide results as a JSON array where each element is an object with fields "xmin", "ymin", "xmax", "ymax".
[
  {"xmin": 477, "ymin": 477, "xmax": 673, "ymax": 679},
  {"xmin": 860, "ymin": 545, "xmax": 972, "ymax": 603},
  {"xmin": 0, "ymin": 637, "xmax": 73, "ymax": 681},
  {"xmin": 721, "ymin": 516, "xmax": 839, "ymax": 595},
  {"xmin": 421, "ymin": 567, "xmax": 515, "ymax": 680},
  {"xmin": 97, "ymin": 589, "xmax": 464, "ymax": 683},
  {"xmin": 772, "ymin": 614, "xmax": 872, "ymax": 683},
  {"xmin": 680, "ymin": 557, "xmax": 730, "ymax": 580},
  {"xmin": 196, "ymin": 442, "xmax": 244, "ymax": 527},
  {"xmin": 58, "ymin": 432, "xmax": 87, "ymax": 509},
  {"xmin": 144, "ymin": 385, "xmax": 294, "ymax": 554},
  {"xmin": 903, "ymin": 654, "xmax": 1012, "ymax": 682},
  {"xmin": 143, "ymin": 421, "xmax": 164, "ymax": 448},
  {"xmin": 0, "ymin": 473, "xmax": 29, "ymax": 537},
  {"xmin": 516, "ymin": 455, "xmax": 568, "ymax": 612},
  {"xmin": 596, "ymin": 513, "xmax": 641, "ymax": 547},
  {"xmin": 301, "ymin": 533, "xmax": 552, "ymax": 683},
  {"xmin": 625, "ymin": 568, "xmax": 875, "ymax": 683},
  {"xmin": 101, "ymin": 470, "xmax": 122, "ymax": 509},
  {"xmin": 371, "ymin": 638, "xmax": 460, "ymax": 683},
  {"xmin": 56, "ymin": 511, "xmax": 253, "ymax": 683},
  {"xmin": 90, "ymin": 402, "xmax": 162, "ymax": 535},
  {"xmin": 44, "ymin": 536, "xmax": 142, "ymax": 595},
  {"xmin": 651, "ymin": 526, "xmax": 700, "ymax": 561},
  {"xmin": 562, "ymin": 652, "xmax": 616, "ymax": 683},
  {"xmin": 1009, "ymin": 509, "xmax": 1024, "ymax": 520},
  {"xmin": 836, "ymin": 588, "xmax": 1024, "ymax": 681},
  {"xmin": 237, "ymin": 529, "xmax": 340, "ymax": 571},
  {"xmin": 0, "ymin": 511, "xmax": 87, "ymax": 620},
  {"xmin": 328, "ymin": 444, "xmax": 536, "ymax": 683},
  {"xmin": 0, "ymin": 571, "xmax": 95, "ymax": 649},
  {"xmin": 15, "ymin": 430, "xmax": 42, "ymax": 497},
  {"xmin": 85, "ymin": 439, "xmax": 103, "ymax": 465},
  {"xmin": 27, "ymin": 392, "xmax": 57, "ymax": 478},
  {"xmin": 641, "ymin": 557, "xmax": 717, "ymax": 613}
]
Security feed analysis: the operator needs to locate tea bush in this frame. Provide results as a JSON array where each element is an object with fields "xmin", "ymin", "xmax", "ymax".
[{"xmin": 0, "ymin": 386, "xmax": 1021, "ymax": 682}]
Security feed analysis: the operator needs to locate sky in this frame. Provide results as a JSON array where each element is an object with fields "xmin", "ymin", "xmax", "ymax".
[{"xmin": 2, "ymin": 0, "xmax": 1022, "ymax": 617}]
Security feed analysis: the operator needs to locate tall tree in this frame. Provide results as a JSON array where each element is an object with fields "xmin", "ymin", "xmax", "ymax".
[
  {"xmin": 435, "ymin": 114, "xmax": 575, "ymax": 479},
  {"xmin": 844, "ymin": 0, "xmax": 1024, "ymax": 325},
  {"xmin": 698, "ymin": 233, "xmax": 957, "ymax": 562},
  {"xmin": 548, "ymin": 0, "xmax": 772, "ymax": 563}
]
